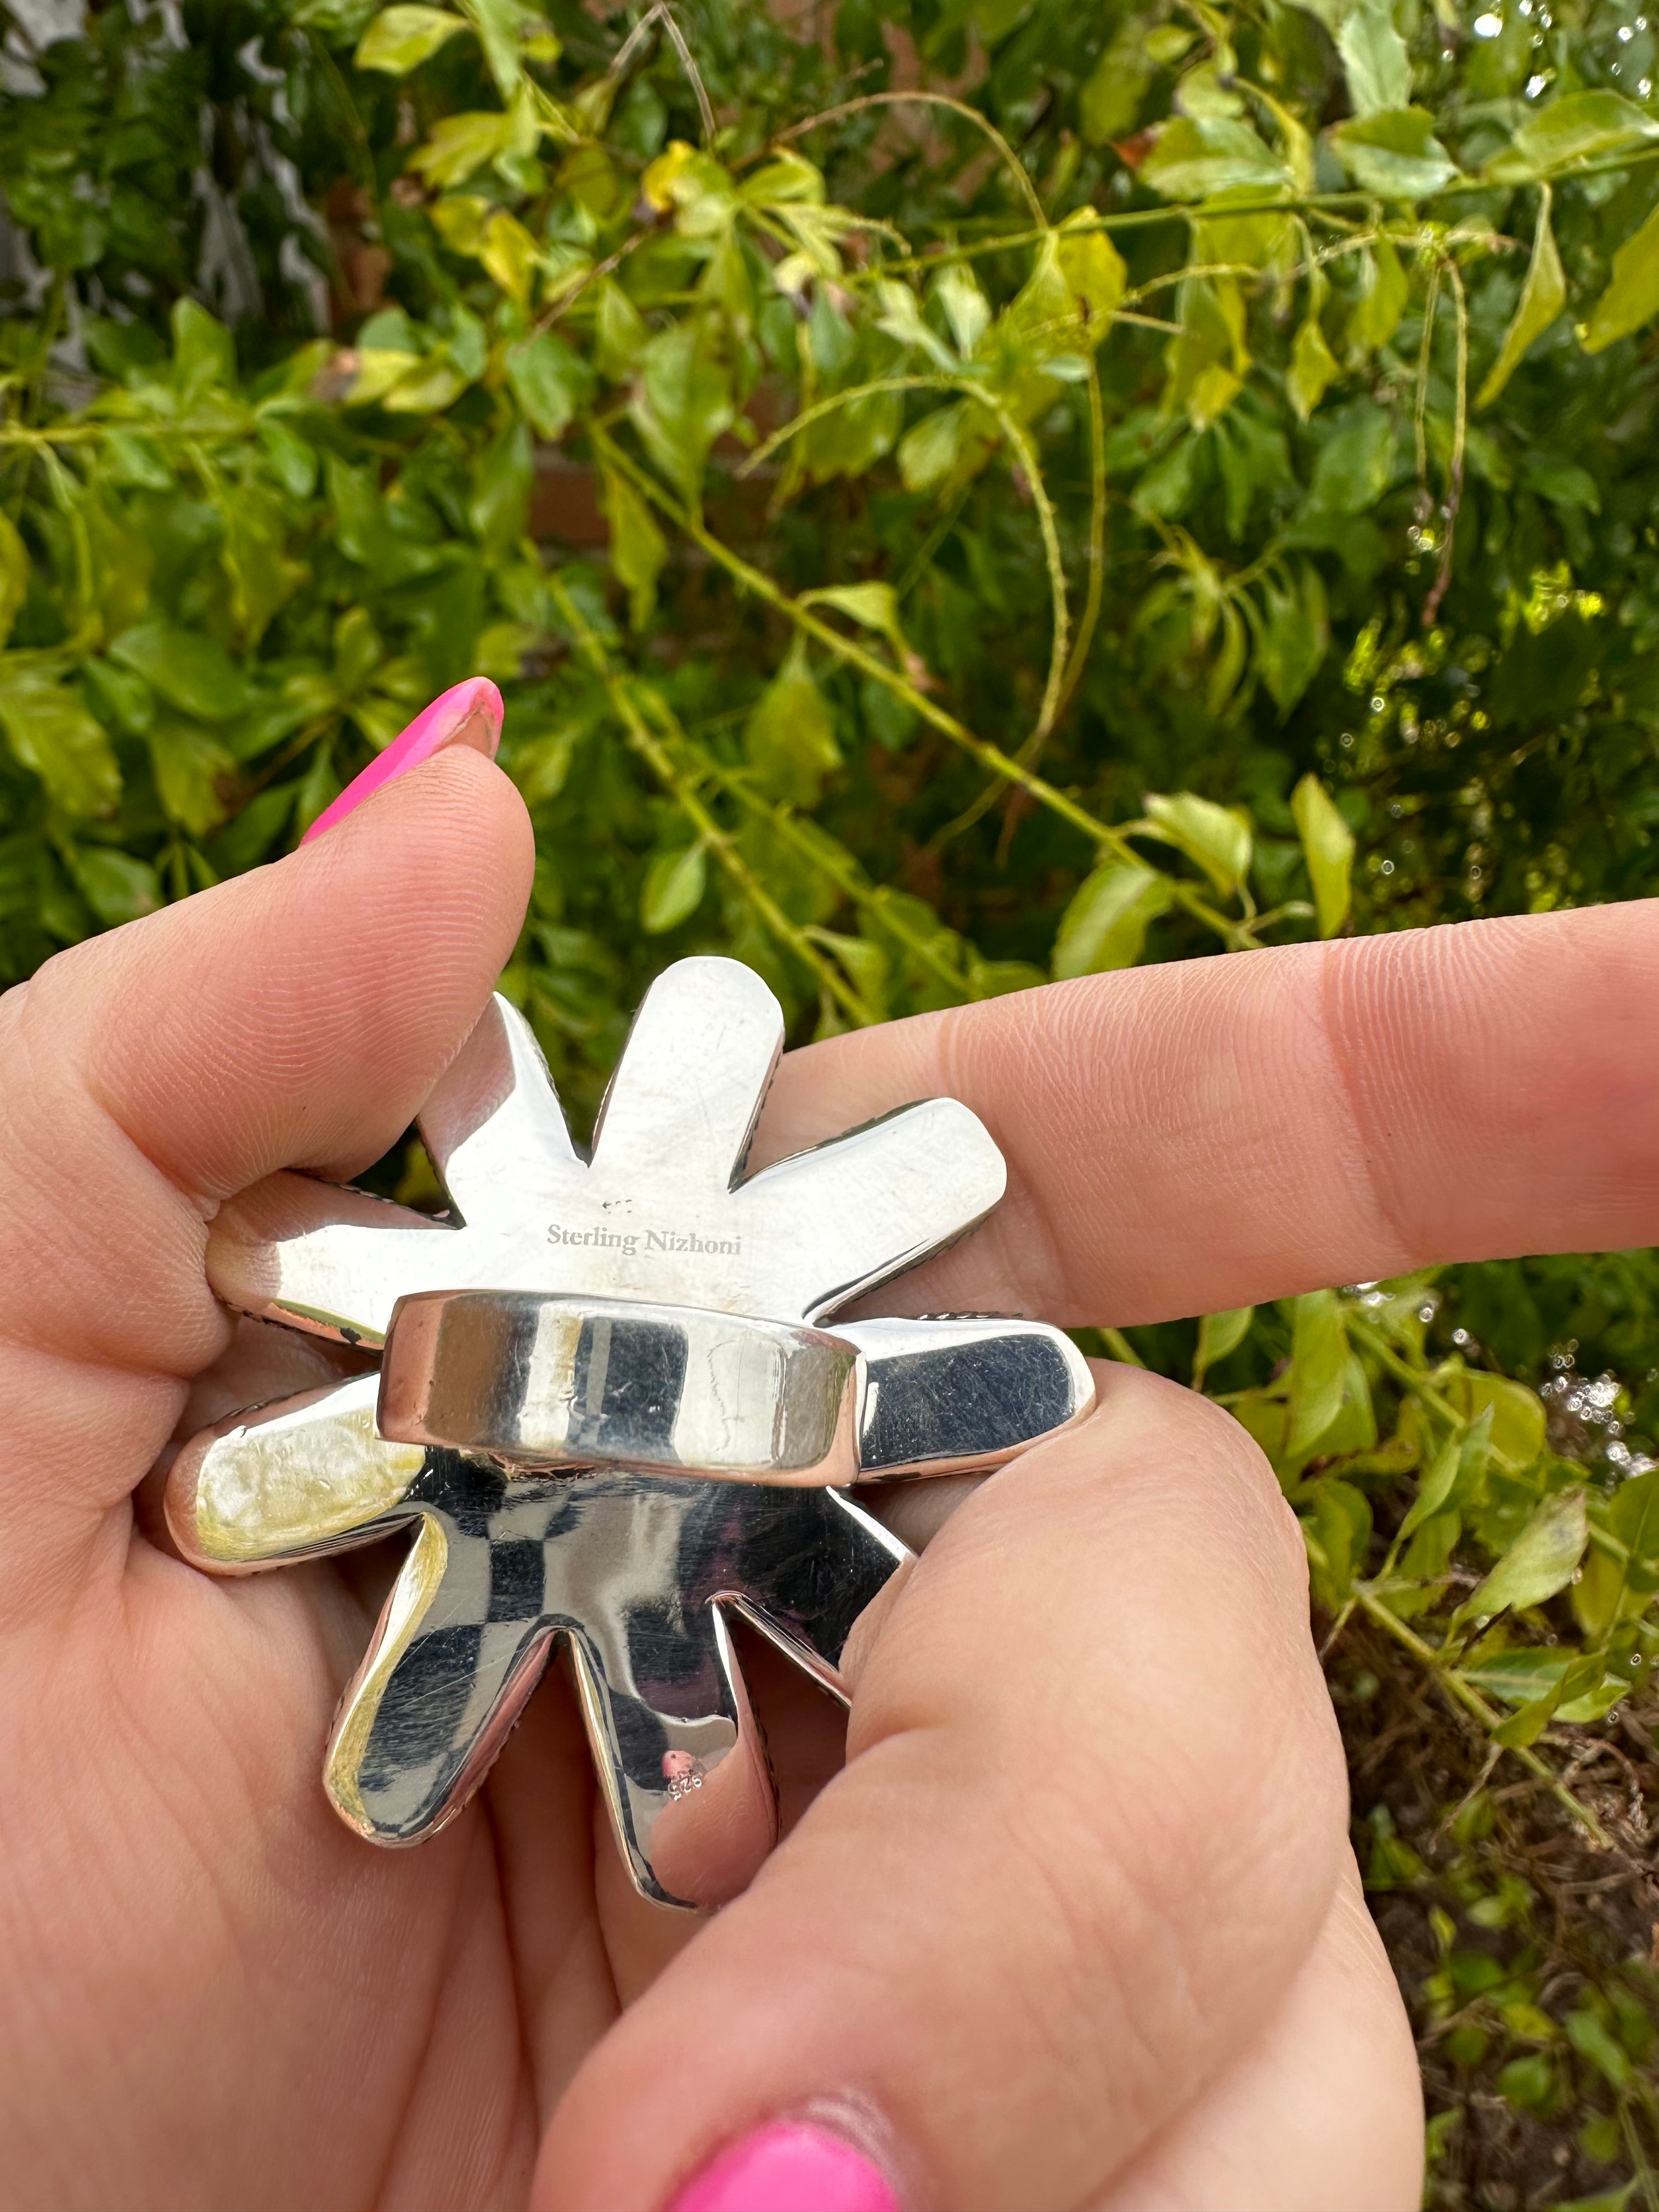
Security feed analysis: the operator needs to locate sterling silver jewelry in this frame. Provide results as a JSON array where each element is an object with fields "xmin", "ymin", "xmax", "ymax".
[{"xmin": 170, "ymin": 958, "xmax": 1092, "ymax": 1909}]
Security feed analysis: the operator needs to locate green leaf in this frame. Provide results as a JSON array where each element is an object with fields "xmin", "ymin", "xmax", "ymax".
[
  {"xmin": 1051, "ymin": 858, "xmax": 1172, "ymax": 978},
  {"xmin": 1457, "ymin": 1372, "xmax": 1546, "ymax": 1471},
  {"xmin": 1487, "ymin": 89, "xmax": 1659, "ymax": 181},
  {"xmin": 64, "ymin": 844, "xmax": 162, "ymax": 925},
  {"xmin": 0, "ymin": 676, "xmax": 121, "ymax": 817},
  {"xmin": 1461, "ymin": 1486, "xmax": 1589, "ymax": 1623},
  {"xmin": 411, "ymin": 111, "xmax": 511, "ymax": 188},
  {"xmin": 1310, "ymin": 1474, "xmax": 1373, "ymax": 1600},
  {"xmin": 1291, "ymin": 772, "xmax": 1355, "ymax": 936},
  {"xmin": 1140, "ymin": 117, "xmax": 1291, "ymax": 200},
  {"xmin": 469, "ymin": 418, "xmax": 533, "ymax": 551},
  {"xmin": 1329, "ymin": 108, "xmax": 1458, "ymax": 199},
  {"xmin": 745, "ymin": 645, "xmax": 841, "ymax": 806},
  {"xmin": 1194, "ymin": 1305, "xmax": 1254, "ymax": 1384},
  {"xmin": 1308, "ymin": 401, "xmax": 1396, "ymax": 514},
  {"xmin": 256, "ymin": 418, "xmax": 318, "ymax": 497},
  {"xmin": 1347, "ymin": 235, "xmax": 1409, "ymax": 358},
  {"xmin": 355, "ymin": 4, "xmax": 468, "ymax": 71},
  {"xmin": 149, "ymin": 720, "xmax": 237, "ymax": 838},
  {"xmin": 1582, "ymin": 198, "xmax": 1659, "ymax": 352},
  {"xmin": 1079, "ymin": 15, "xmax": 1156, "ymax": 143},
  {"xmin": 1566, "ymin": 2009, "xmax": 1634, "ymax": 2092},
  {"xmin": 1287, "ymin": 1289, "xmax": 1348, "ymax": 1455},
  {"xmin": 1478, "ymin": 191, "xmax": 1566, "ymax": 407},
  {"xmin": 934, "ymin": 264, "xmax": 991, "ymax": 357},
  {"xmin": 110, "ymin": 622, "xmax": 251, "ymax": 722},
  {"xmin": 1140, "ymin": 789, "xmax": 1252, "ymax": 895},
  {"xmin": 171, "ymin": 298, "xmax": 236, "ymax": 395},
  {"xmin": 478, "ymin": 208, "xmax": 541, "ymax": 305},
  {"xmin": 629, "ymin": 320, "xmax": 736, "ymax": 503},
  {"xmin": 1399, "ymin": 1407, "xmax": 1492, "ymax": 1541},
  {"xmin": 798, "ymin": 582, "xmax": 911, "ymax": 665},
  {"xmin": 0, "ymin": 509, "xmax": 29, "ymax": 654},
  {"xmin": 640, "ymin": 842, "xmax": 707, "ymax": 933},
  {"xmin": 505, "ymin": 331, "xmax": 590, "ymax": 439},
  {"xmin": 898, "ymin": 404, "xmax": 974, "ymax": 494},
  {"xmin": 1288, "ymin": 309, "xmax": 1339, "ymax": 420},
  {"xmin": 599, "ymin": 465, "xmax": 668, "ymax": 630},
  {"xmin": 465, "ymin": 0, "xmax": 541, "ymax": 97},
  {"xmin": 1256, "ymin": 564, "xmax": 1327, "ymax": 713},
  {"xmin": 1338, "ymin": 0, "xmax": 1412, "ymax": 116}
]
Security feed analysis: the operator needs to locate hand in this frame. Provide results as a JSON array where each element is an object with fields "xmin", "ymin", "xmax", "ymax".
[{"xmin": 14, "ymin": 695, "xmax": 1639, "ymax": 2211}]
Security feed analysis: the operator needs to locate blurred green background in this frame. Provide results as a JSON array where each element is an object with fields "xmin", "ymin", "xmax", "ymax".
[{"xmin": 3, "ymin": 0, "xmax": 1657, "ymax": 2197}]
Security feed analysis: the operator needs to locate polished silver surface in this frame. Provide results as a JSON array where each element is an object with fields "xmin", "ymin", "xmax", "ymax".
[
  {"xmin": 376, "ymin": 1290, "xmax": 1094, "ymax": 1487},
  {"xmin": 167, "ymin": 1379, "xmax": 907, "ymax": 1910},
  {"xmin": 379, "ymin": 1291, "xmax": 864, "ymax": 1485},
  {"xmin": 177, "ymin": 956, "xmax": 1096, "ymax": 1909},
  {"xmin": 211, "ymin": 957, "xmax": 1009, "ymax": 1341}
]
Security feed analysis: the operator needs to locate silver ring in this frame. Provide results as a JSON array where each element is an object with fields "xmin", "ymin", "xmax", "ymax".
[{"xmin": 379, "ymin": 1289, "xmax": 864, "ymax": 1485}]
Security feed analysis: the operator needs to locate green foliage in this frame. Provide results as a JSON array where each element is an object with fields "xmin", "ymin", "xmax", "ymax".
[{"xmin": 6, "ymin": 0, "xmax": 1659, "ymax": 2191}]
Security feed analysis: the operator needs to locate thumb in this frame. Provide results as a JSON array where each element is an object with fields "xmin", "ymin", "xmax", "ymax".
[{"xmin": 0, "ymin": 737, "xmax": 531, "ymax": 1601}]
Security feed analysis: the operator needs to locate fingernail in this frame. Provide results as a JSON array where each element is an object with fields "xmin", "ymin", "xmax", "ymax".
[
  {"xmin": 301, "ymin": 677, "xmax": 504, "ymax": 844},
  {"xmin": 667, "ymin": 2119, "xmax": 899, "ymax": 2212}
]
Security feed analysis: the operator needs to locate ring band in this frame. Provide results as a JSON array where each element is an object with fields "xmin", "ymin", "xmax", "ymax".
[{"xmin": 379, "ymin": 1289, "xmax": 864, "ymax": 1484}]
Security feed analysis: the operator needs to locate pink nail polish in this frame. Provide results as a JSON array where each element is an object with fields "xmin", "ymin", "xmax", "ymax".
[
  {"xmin": 667, "ymin": 2120, "xmax": 899, "ymax": 2212},
  {"xmin": 301, "ymin": 676, "xmax": 504, "ymax": 843}
]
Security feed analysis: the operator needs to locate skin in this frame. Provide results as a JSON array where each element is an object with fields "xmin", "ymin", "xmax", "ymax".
[{"xmin": 14, "ymin": 740, "xmax": 1644, "ymax": 2209}]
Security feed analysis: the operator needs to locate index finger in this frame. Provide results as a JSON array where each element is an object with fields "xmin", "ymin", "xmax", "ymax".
[{"xmin": 754, "ymin": 901, "xmax": 1659, "ymax": 1326}]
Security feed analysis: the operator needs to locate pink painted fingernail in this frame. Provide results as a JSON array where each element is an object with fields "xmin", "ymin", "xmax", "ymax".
[
  {"xmin": 667, "ymin": 2120, "xmax": 899, "ymax": 2212},
  {"xmin": 302, "ymin": 676, "xmax": 504, "ymax": 843}
]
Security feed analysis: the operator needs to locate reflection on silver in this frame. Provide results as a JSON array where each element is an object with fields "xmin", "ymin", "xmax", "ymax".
[
  {"xmin": 376, "ymin": 1291, "xmax": 1094, "ymax": 1487},
  {"xmin": 379, "ymin": 1291, "xmax": 864, "ymax": 1484},
  {"xmin": 179, "ymin": 957, "xmax": 1094, "ymax": 1909},
  {"xmin": 211, "ymin": 958, "xmax": 1009, "ymax": 1342},
  {"xmin": 168, "ymin": 1380, "xmax": 905, "ymax": 1909}
]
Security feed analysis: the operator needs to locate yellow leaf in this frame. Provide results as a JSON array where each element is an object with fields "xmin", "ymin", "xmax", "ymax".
[
  {"xmin": 1288, "ymin": 310, "xmax": 1339, "ymax": 421},
  {"xmin": 478, "ymin": 207, "xmax": 540, "ymax": 306},
  {"xmin": 1291, "ymin": 774, "xmax": 1354, "ymax": 936}
]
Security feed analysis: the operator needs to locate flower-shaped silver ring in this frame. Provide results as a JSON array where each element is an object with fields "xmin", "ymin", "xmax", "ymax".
[{"xmin": 168, "ymin": 958, "xmax": 1092, "ymax": 1909}]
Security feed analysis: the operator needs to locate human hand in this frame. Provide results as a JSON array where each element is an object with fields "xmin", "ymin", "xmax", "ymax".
[{"xmin": 15, "ymin": 684, "xmax": 1638, "ymax": 2209}]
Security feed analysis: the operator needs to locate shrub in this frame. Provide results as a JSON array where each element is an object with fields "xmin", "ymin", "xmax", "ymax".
[{"xmin": 2, "ymin": 0, "xmax": 1657, "ymax": 2193}]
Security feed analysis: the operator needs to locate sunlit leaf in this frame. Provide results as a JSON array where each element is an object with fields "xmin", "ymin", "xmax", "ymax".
[
  {"xmin": 1478, "ymin": 191, "xmax": 1566, "ymax": 407},
  {"xmin": 640, "ymin": 842, "xmax": 707, "ymax": 933},
  {"xmin": 1582, "ymin": 198, "xmax": 1659, "ymax": 352},
  {"xmin": 1139, "ymin": 117, "xmax": 1291, "ymax": 200},
  {"xmin": 1460, "ymin": 1487, "xmax": 1588, "ymax": 1623},
  {"xmin": 1329, "ymin": 108, "xmax": 1458, "ymax": 199},
  {"xmin": 0, "ymin": 675, "xmax": 121, "ymax": 817},
  {"xmin": 1487, "ymin": 89, "xmax": 1659, "ymax": 181},
  {"xmin": 1140, "ymin": 789, "xmax": 1252, "ymax": 895},
  {"xmin": 745, "ymin": 644, "xmax": 840, "ymax": 806},
  {"xmin": 1400, "ymin": 1408, "xmax": 1492, "ymax": 1541},
  {"xmin": 356, "ymin": 4, "xmax": 468, "ymax": 72},
  {"xmin": 1288, "ymin": 308, "xmax": 1339, "ymax": 420},
  {"xmin": 1338, "ymin": 0, "xmax": 1411, "ymax": 116},
  {"xmin": 1287, "ymin": 1289, "xmax": 1348, "ymax": 1455},
  {"xmin": 1291, "ymin": 772, "xmax": 1355, "ymax": 936},
  {"xmin": 1051, "ymin": 859, "xmax": 1171, "ymax": 978},
  {"xmin": 478, "ymin": 208, "xmax": 541, "ymax": 306},
  {"xmin": 1194, "ymin": 1305, "xmax": 1254, "ymax": 1383}
]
